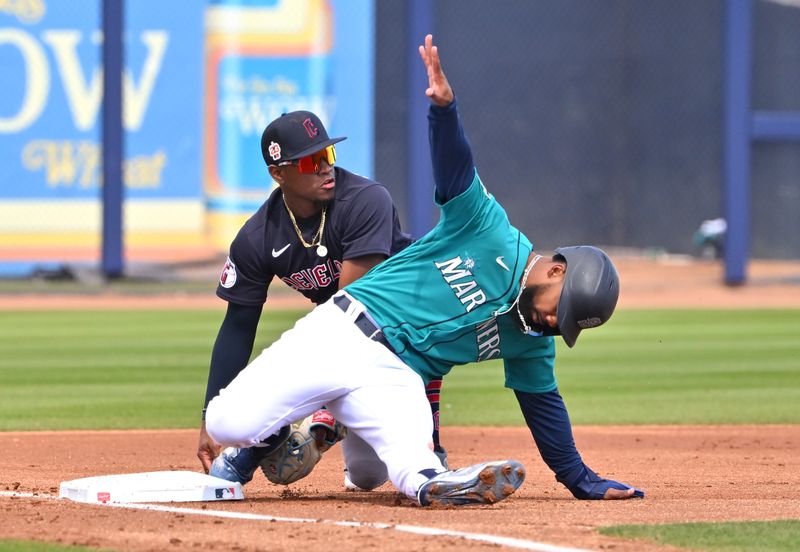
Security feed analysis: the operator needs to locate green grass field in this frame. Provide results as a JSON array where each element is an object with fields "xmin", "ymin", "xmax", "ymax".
[
  {"xmin": 2, "ymin": 307, "xmax": 799, "ymax": 552},
  {"xmin": 0, "ymin": 541, "xmax": 112, "ymax": 552},
  {"xmin": 1, "ymin": 308, "xmax": 797, "ymax": 430},
  {"xmin": 599, "ymin": 520, "xmax": 800, "ymax": 551}
]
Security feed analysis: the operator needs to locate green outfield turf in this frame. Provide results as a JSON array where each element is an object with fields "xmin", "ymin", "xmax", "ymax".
[
  {"xmin": 599, "ymin": 519, "xmax": 800, "ymax": 551},
  {"xmin": 444, "ymin": 309, "xmax": 800, "ymax": 426},
  {"xmin": 0, "ymin": 308, "xmax": 798, "ymax": 430},
  {"xmin": 0, "ymin": 540, "xmax": 113, "ymax": 552}
]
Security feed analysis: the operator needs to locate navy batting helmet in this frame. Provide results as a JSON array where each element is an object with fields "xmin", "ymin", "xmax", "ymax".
[{"xmin": 554, "ymin": 246, "xmax": 620, "ymax": 348}]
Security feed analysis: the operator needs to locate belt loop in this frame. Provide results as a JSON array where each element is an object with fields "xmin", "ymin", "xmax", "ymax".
[{"xmin": 333, "ymin": 291, "xmax": 358, "ymax": 317}]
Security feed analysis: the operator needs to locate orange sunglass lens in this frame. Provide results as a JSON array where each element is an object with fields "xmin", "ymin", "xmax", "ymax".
[{"xmin": 296, "ymin": 146, "xmax": 336, "ymax": 174}]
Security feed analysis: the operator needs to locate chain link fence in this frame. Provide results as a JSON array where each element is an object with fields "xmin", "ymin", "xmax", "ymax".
[{"xmin": 376, "ymin": 0, "xmax": 800, "ymax": 259}]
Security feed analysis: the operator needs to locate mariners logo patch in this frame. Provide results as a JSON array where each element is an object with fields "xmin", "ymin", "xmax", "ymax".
[
  {"xmin": 219, "ymin": 257, "xmax": 237, "ymax": 288},
  {"xmin": 268, "ymin": 141, "xmax": 281, "ymax": 161}
]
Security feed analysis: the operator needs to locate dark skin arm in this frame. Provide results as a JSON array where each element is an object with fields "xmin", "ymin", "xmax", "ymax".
[
  {"xmin": 197, "ymin": 302, "xmax": 262, "ymax": 472},
  {"xmin": 198, "ymin": 424, "xmax": 217, "ymax": 472},
  {"xmin": 339, "ymin": 254, "xmax": 387, "ymax": 287}
]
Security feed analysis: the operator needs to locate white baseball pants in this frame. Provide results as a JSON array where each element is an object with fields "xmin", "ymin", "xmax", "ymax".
[{"xmin": 206, "ymin": 291, "xmax": 445, "ymax": 499}]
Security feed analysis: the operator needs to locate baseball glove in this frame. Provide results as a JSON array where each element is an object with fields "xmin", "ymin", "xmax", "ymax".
[{"xmin": 260, "ymin": 409, "xmax": 347, "ymax": 485}]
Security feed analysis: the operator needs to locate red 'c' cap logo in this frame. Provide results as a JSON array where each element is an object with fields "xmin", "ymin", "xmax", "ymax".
[{"xmin": 303, "ymin": 118, "xmax": 319, "ymax": 138}]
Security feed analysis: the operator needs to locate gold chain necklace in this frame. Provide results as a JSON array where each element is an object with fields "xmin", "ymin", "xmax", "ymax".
[{"xmin": 282, "ymin": 196, "xmax": 328, "ymax": 257}]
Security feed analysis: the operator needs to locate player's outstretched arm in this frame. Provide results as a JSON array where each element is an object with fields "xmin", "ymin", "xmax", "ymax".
[
  {"xmin": 514, "ymin": 389, "xmax": 644, "ymax": 500},
  {"xmin": 198, "ymin": 302, "xmax": 263, "ymax": 471},
  {"xmin": 418, "ymin": 34, "xmax": 454, "ymax": 107}
]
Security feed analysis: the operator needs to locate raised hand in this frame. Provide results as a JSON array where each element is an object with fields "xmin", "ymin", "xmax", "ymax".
[{"xmin": 418, "ymin": 34, "xmax": 454, "ymax": 107}]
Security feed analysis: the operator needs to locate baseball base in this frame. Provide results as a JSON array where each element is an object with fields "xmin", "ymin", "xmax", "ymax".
[{"xmin": 59, "ymin": 470, "xmax": 244, "ymax": 504}]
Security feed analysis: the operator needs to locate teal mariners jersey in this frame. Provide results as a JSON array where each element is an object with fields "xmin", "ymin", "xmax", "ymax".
[{"xmin": 345, "ymin": 171, "xmax": 557, "ymax": 393}]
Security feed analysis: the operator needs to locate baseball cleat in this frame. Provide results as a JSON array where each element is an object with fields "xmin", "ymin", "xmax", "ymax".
[
  {"xmin": 209, "ymin": 446, "xmax": 271, "ymax": 485},
  {"xmin": 417, "ymin": 460, "xmax": 526, "ymax": 506}
]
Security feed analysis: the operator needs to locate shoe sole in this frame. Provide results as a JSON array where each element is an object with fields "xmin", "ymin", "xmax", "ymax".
[{"xmin": 424, "ymin": 461, "xmax": 525, "ymax": 506}]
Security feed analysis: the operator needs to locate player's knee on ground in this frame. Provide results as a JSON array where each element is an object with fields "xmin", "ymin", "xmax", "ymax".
[{"xmin": 346, "ymin": 461, "xmax": 389, "ymax": 490}]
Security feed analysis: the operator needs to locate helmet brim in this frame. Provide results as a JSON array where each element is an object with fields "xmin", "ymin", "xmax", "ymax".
[{"xmin": 555, "ymin": 285, "xmax": 580, "ymax": 348}]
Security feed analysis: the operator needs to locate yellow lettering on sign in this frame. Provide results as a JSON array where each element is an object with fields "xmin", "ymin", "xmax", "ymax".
[
  {"xmin": 21, "ymin": 139, "xmax": 167, "ymax": 190},
  {"xmin": 124, "ymin": 151, "xmax": 167, "ymax": 189},
  {"xmin": 21, "ymin": 140, "xmax": 96, "ymax": 188},
  {"xmin": 0, "ymin": 0, "xmax": 45, "ymax": 24}
]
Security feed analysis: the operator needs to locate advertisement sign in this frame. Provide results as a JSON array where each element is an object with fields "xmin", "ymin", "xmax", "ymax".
[
  {"xmin": 0, "ymin": 0, "xmax": 374, "ymax": 262},
  {"xmin": 204, "ymin": 0, "xmax": 374, "ymax": 248},
  {"xmin": 0, "ymin": 0, "xmax": 205, "ymax": 251}
]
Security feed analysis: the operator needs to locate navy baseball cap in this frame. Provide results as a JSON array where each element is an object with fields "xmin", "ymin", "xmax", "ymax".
[
  {"xmin": 553, "ymin": 246, "xmax": 620, "ymax": 348},
  {"xmin": 261, "ymin": 111, "xmax": 347, "ymax": 166}
]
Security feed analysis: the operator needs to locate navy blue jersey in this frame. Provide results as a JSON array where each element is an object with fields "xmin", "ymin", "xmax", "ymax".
[{"xmin": 217, "ymin": 167, "xmax": 412, "ymax": 306}]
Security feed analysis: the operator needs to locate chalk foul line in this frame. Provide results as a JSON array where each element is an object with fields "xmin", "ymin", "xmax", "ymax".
[{"xmin": 1, "ymin": 490, "xmax": 593, "ymax": 552}]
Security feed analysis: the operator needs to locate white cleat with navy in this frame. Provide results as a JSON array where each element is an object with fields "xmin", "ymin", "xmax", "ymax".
[{"xmin": 417, "ymin": 460, "xmax": 526, "ymax": 506}]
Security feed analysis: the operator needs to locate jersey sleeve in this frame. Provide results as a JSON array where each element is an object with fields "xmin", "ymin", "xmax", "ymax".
[
  {"xmin": 338, "ymin": 184, "xmax": 399, "ymax": 260},
  {"xmin": 503, "ymin": 337, "xmax": 558, "ymax": 393},
  {"xmin": 216, "ymin": 226, "xmax": 274, "ymax": 306},
  {"xmin": 428, "ymin": 97, "xmax": 476, "ymax": 204}
]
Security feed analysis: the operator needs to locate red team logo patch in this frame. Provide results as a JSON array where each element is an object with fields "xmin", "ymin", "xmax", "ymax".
[
  {"xmin": 303, "ymin": 118, "xmax": 319, "ymax": 138},
  {"xmin": 268, "ymin": 141, "xmax": 281, "ymax": 161},
  {"xmin": 220, "ymin": 257, "xmax": 237, "ymax": 289}
]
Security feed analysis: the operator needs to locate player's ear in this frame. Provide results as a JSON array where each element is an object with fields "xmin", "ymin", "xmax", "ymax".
[
  {"xmin": 547, "ymin": 260, "xmax": 567, "ymax": 279},
  {"xmin": 268, "ymin": 165, "xmax": 284, "ymax": 184},
  {"xmin": 547, "ymin": 253, "xmax": 567, "ymax": 279}
]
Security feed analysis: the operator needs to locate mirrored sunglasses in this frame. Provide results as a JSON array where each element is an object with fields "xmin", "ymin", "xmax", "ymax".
[{"xmin": 280, "ymin": 145, "xmax": 337, "ymax": 174}]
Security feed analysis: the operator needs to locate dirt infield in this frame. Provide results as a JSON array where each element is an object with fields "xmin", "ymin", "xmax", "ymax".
[
  {"xmin": 2, "ymin": 426, "xmax": 799, "ymax": 551},
  {"xmin": 2, "ymin": 256, "xmax": 799, "ymax": 551}
]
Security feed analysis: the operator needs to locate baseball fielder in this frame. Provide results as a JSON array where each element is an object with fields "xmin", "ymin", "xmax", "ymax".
[
  {"xmin": 205, "ymin": 35, "xmax": 643, "ymax": 506},
  {"xmin": 199, "ymin": 110, "xmax": 447, "ymax": 489}
]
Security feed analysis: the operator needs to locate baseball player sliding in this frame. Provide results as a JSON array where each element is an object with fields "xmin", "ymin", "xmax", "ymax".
[
  {"xmin": 199, "ymin": 108, "xmax": 448, "ymax": 488},
  {"xmin": 206, "ymin": 34, "xmax": 644, "ymax": 506}
]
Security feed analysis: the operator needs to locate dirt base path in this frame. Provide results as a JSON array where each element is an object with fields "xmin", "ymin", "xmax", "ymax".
[{"xmin": 3, "ymin": 425, "xmax": 799, "ymax": 551}]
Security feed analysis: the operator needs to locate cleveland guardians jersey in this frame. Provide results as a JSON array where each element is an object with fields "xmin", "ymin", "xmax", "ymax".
[
  {"xmin": 218, "ymin": 167, "xmax": 412, "ymax": 306},
  {"xmin": 345, "ymin": 171, "xmax": 556, "ymax": 393}
]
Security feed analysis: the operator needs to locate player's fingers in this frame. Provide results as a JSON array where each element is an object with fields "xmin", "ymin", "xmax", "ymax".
[
  {"xmin": 430, "ymin": 46, "xmax": 441, "ymax": 73},
  {"xmin": 420, "ymin": 35, "xmax": 433, "ymax": 59},
  {"xmin": 603, "ymin": 487, "xmax": 635, "ymax": 500},
  {"xmin": 198, "ymin": 451, "xmax": 212, "ymax": 473},
  {"xmin": 418, "ymin": 44, "xmax": 428, "ymax": 64}
]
